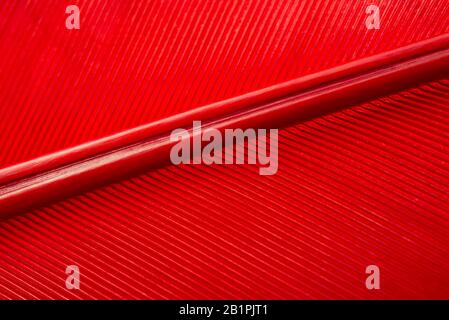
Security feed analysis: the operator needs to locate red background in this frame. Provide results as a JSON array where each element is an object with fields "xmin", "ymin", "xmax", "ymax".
[{"xmin": 0, "ymin": 0, "xmax": 448, "ymax": 299}]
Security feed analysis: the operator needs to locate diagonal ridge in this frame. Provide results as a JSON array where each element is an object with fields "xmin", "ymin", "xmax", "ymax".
[{"xmin": 1, "ymin": 34, "xmax": 449, "ymax": 218}]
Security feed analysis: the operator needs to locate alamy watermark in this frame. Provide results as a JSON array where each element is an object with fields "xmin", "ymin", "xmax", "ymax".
[
  {"xmin": 170, "ymin": 121, "xmax": 279, "ymax": 175},
  {"xmin": 366, "ymin": 4, "xmax": 380, "ymax": 30},
  {"xmin": 365, "ymin": 265, "xmax": 380, "ymax": 290},
  {"xmin": 65, "ymin": 265, "xmax": 80, "ymax": 290}
]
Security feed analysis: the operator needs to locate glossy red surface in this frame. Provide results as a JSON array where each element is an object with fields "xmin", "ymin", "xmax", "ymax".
[{"xmin": 0, "ymin": 0, "xmax": 448, "ymax": 299}]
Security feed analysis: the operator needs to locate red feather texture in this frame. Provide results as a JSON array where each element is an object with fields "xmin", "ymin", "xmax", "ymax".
[{"xmin": 0, "ymin": 0, "xmax": 449, "ymax": 299}]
